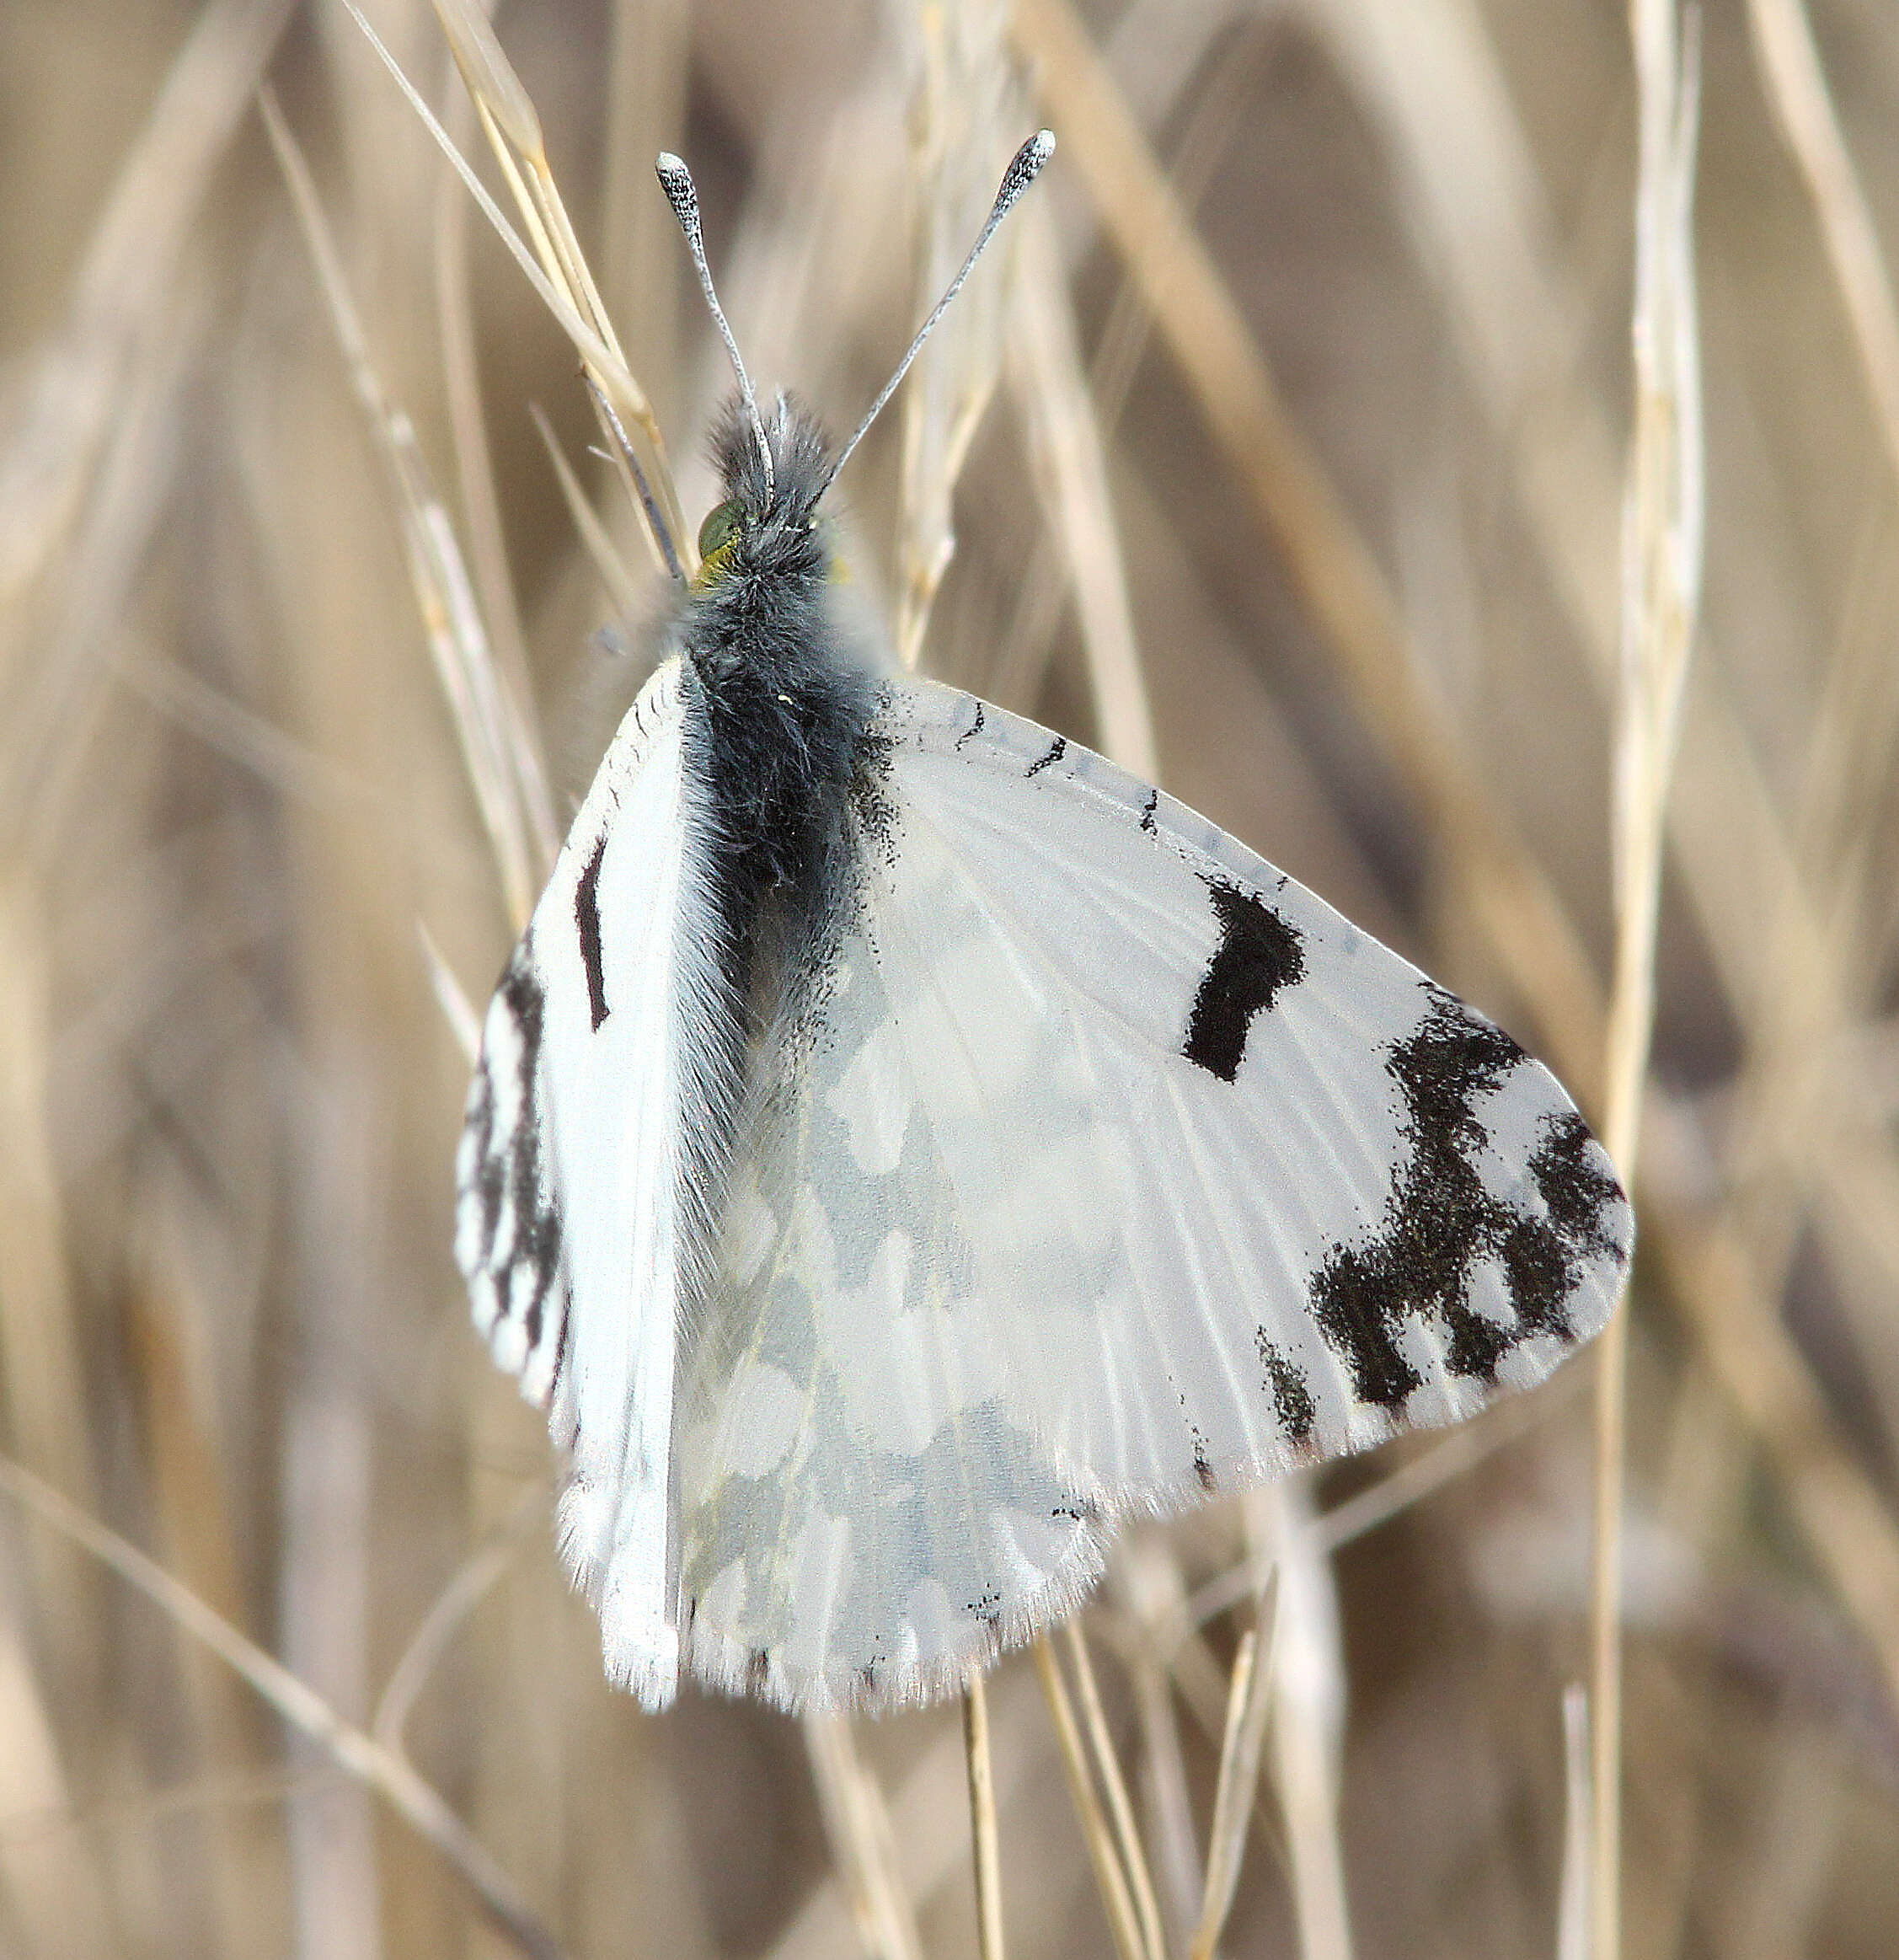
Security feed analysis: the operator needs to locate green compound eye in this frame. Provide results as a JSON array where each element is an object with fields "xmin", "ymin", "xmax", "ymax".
[{"xmin": 697, "ymin": 499, "xmax": 741, "ymax": 561}]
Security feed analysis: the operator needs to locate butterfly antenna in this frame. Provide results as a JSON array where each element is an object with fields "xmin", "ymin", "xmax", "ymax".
[
  {"xmin": 821, "ymin": 129, "xmax": 1055, "ymax": 495},
  {"xmin": 655, "ymin": 152, "xmax": 775, "ymax": 501}
]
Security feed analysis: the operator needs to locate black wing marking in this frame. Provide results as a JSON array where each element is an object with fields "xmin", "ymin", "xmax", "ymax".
[
  {"xmin": 575, "ymin": 834, "xmax": 610, "ymax": 1031},
  {"xmin": 1308, "ymin": 988, "xmax": 1629, "ymax": 1409},
  {"xmin": 1181, "ymin": 877, "xmax": 1308, "ymax": 1082}
]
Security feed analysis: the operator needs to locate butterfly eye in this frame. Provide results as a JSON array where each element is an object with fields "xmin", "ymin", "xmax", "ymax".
[{"xmin": 697, "ymin": 500, "xmax": 742, "ymax": 560}]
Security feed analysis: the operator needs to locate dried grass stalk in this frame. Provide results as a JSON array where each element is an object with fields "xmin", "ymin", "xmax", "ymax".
[
  {"xmin": 1558, "ymin": 1684, "xmax": 1592, "ymax": 1960},
  {"xmin": 1008, "ymin": 198, "xmax": 1157, "ymax": 780},
  {"xmin": 894, "ymin": 0, "xmax": 1019, "ymax": 667},
  {"xmin": 1034, "ymin": 1634, "xmax": 1149, "ymax": 1960},
  {"xmin": 1190, "ymin": 1565, "xmax": 1279, "ymax": 1960},
  {"xmin": 1063, "ymin": 1620, "xmax": 1165, "ymax": 1960},
  {"xmin": 1747, "ymin": 0, "xmax": 1899, "ymax": 488},
  {"xmin": 343, "ymin": 0, "xmax": 685, "ymax": 576},
  {"xmin": 262, "ymin": 86, "xmax": 552, "ymax": 928},
  {"xmin": 1257, "ymin": 1482, "xmax": 1354, "ymax": 1960},
  {"xmin": 802, "ymin": 1714, "xmax": 924, "ymax": 1960},
  {"xmin": 966, "ymin": 1674, "xmax": 1007, "ymax": 1960},
  {"xmin": 0, "ymin": 1455, "xmax": 566, "ymax": 1960},
  {"xmin": 1589, "ymin": 5, "xmax": 1704, "ymax": 1956}
]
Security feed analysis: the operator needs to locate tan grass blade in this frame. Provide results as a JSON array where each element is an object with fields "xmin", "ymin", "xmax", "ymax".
[
  {"xmin": 0, "ymin": 1454, "xmax": 567, "ymax": 1960},
  {"xmin": 966, "ymin": 1674, "xmax": 1007, "ymax": 1960},
  {"xmin": 128, "ymin": 1196, "xmax": 287, "ymax": 1954},
  {"xmin": 1034, "ymin": 1635, "xmax": 1148, "ymax": 1960},
  {"xmin": 894, "ymin": 0, "xmax": 1020, "ymax": 667},
  {"xmin": 419, "ymin": 921, "xmax": 484, "ymax": 1065},
  {"xmin": 1185, "ymin": 1382, "xmax": 1586, "ymax": 1630},
  {"xmin": 1590, "ymin": 8, "xmax": 1704, "ymax": 1957},
  {"xmin": 0, "ymin": 1577, "xmax": 114, "ymax": 1958},
  {"xmin": 1112, "ymin": 1537, "xmax": 1206, "ymax": 1944},
  {"xmin": 340, "ymin": 0, "xmax": 685, "ymax": 578},
  {"xmin": 1746, "ymin": 0, "xmax": 1899, "ymax": 490},
  {"xmin": 0, "ymin": 0, "xmax": 297, "ymax": 612},
  {"xmin": 432, "ymin": 101, "xmax": 553, "ymax": 854},
  {"xmin": 0, "ymin": 884, "xmax": 92, "ymax": 1516},
  {"xmin": 262, "ymin": 87, "xmax": 552, "ymax": 929},
  {"xmin": 372, "ymin": 1487, "xmax": 540, "ymax": 1752},
  {"xmin": 1190, "ymin": 1564, "xmax": 1280, "ymax": 1960},
  {"xmin": 0, "ymin": 881, "xmax": 99, "ymax": 1694},
  {"xmin": 1257, "ymin": 1483, "xmax": 1354, "ymax": 1960},
  {"xmin": 802, "ymin": 1714, "xmax": 924, "ymax": 1960},
  {"xmin": 1557, "ymin": 1684, "xmax": 1591, "ymax": 1960},
  {"xmin": 772, "ymin": 1668, "xmax": 1040, "ymax": 1960},
  {"xmin": 1064, "ymin": 1620, "xmax": 1166, "ymax": 1960},
  {"xmin": 0, "ymin": 263, "xmax": 209, "ymax": 859},
  {"xmin": 601, "ymin": 0, "xmax": 690, "ymax": 389},
  {"xmin": 429, "ymin": 0, "xmax": 687, "ymax": 568},
  {"xmin": 1008, "ymin": 199, "xmax": 1158, "ymax": 781},
  {"xmin": 985, "ymin": 19, "xmax": 1260, "ymax": 716},
  {"xmin": 530, "ymin": 403, "xmax": 645, "ymax": 627}
]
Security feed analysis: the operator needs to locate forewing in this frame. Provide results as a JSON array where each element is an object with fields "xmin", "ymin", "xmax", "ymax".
[
  {"xmin": 674, "ymin": 678, "xmax": 1629, "ymax": 1712},
  {"xmin": 457, "ymin": 655, "xmax": 718, "ymax": 1708},
  {"xmin": 881, "ymin": 685, "xmax": 1630, "ymax": 1484}
]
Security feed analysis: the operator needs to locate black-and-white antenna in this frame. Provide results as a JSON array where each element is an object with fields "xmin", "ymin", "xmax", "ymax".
[
  {"xmin": 655, "ymin": 152, "xmax": 775, "ymax": 501},
  {"xmin": 822, "ymin": 129, "xmax": 1055, "ymax": 495}
]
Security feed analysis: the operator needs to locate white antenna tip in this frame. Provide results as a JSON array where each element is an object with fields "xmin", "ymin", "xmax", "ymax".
[
  {"xmin": 657, "ymin": 147, "xmax": 772, "ymax": 496},
  {"xmin": 996, "ymin": 130, "xmax": 1056, "ymax": 213},
  {"xmin": 655, "ymin": 153, "xmax": 698, "ymax": 229}
]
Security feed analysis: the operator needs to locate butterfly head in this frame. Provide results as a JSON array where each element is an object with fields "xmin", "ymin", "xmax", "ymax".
[
  {"xmin": 658, "ymin": 133, "xmax": 1052, "ymax": 596},
  {"xmin": 692, "ymin": 394, "xmax": 836, "ymax": 595}
]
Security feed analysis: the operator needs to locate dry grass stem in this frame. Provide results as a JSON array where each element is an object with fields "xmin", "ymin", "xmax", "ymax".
[
  {"xmin": 1062, "ymin": 1620, "xmax": 1166, "ymax": 1960},
  {"xmin": 0, "ymin": 1455, "xmax": 564, "ymax": 1960},
  {"xmin": 341, "ymin": 0, "xmax": 687, "ymax": 573},
  {"xmin": 1257, "ymin": 1484, "xmax": 1354, "ymax": 1960},
  {"xmin": 1558, "ymin": 1685, "xmax": 1592, "ymax": 1960},
  {"xmin": 773, "ymin": 1672, "xmax": 1044, "ymax": 1960},
  {"xmin": 893, "ymin": 0, "xmax": 1018, "ymax": 667},
  {"xmin": 433, "ymin": 120, "xmax": 550, "ymax": 849},
  {"xmin": 419, "ymin": 919, "xmax": 484, "ymax": 1064},
  {"xmin": 1589, "ymin": 8, "xmax": 1704, "ymax": 1957},
  {"xmin": 261, "ymin": 85, "xmax": 549, "ymax": 927},
  {"xmin": 801, "ymin": 1716, "xmax": 924, "ymax": 1960},
  {"xmin": 965, "ymin": 1676, "xmax": 1007, "ymax": 1960},
  {"xmin": 372, "ymin": 1486, "xmax": 540, "ymax": 1752},
  {"xmin": 1033, "ymin": 1635, "xmax": 1148, "ymax": 1960},
  {"xmin": 1650, "ymin": 1191, "xmax": 1899, "ymax": 1711},
  {"xmin": 1110, "ymin": 1540, "xmax": 1206, "ymax": 1945},
  {"xmin": 1190, "ymin": 1378, "xmax": 1588, "ymax": 1629},
  {"xmin": 431, "ymin": 0, "xmax": 685, "ymax": 556},
  {"xmin": 531, "ymin": 401, "xmax": 645, "ymax": 627},
  {"xmin": 982, "ymin": 19, "xmax": 1253, "ymax": 718},
  {"xmin": 1009, "ymin": 200, "xmax": 1157, "ymax": 780},
  {"xmin": 1746, "ymin": 0, "xmax": 1899, "ymax": 489},
  {"xmin": 1190, "ymin": 1566, "xmax": 1279, "ymax": 1960},
  {"xmin": 0, "ymin": 0, "xmax": 297, "ymax": 610}
]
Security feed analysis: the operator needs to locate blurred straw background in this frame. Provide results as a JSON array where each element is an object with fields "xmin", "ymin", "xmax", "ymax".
[{"xmin": 4, "ymin": 0, "xmax": 1899, "ymax": 1954}]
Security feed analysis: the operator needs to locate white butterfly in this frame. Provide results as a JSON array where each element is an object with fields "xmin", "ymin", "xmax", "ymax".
[{"xmin": 454, "ymin": 138, "xmax": 1631, "ymax": 1715}]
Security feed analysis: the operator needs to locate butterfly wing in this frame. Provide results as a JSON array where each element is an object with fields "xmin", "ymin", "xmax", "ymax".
[
  {"xmin": 457, "ymin": 654, "xmax": 727, "ymax": 1708},
  {"xmin": 673, "ymin": 678, "xmax": 1629, "ymax": 1712}
]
